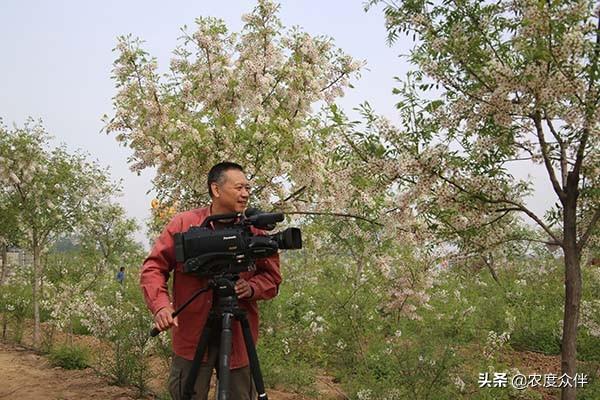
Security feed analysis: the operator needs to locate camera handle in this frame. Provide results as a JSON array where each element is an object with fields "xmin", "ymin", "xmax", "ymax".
[{"xmin": 200, "ymin": 212, "xmax": 242, "ymax": 228}]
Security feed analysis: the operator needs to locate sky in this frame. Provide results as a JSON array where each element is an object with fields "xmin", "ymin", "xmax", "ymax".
[{"xmin": 1, "ymin": 1, "xmax": 553, "ymax": 248}]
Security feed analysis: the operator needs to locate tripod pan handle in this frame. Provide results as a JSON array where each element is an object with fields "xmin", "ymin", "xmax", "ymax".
[{"xmin": 149, "ymin": 327, "xmax": 161, "ymax": 337}]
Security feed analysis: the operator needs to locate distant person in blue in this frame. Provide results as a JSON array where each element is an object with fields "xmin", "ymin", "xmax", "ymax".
[{"xmin": 116, "ymin": 267, "xmax": 125, "ymax": 284}]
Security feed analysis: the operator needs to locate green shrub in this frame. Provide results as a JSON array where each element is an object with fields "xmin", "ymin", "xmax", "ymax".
[
  {"xmin": 71, "ymin": 317, "xmax": 91, "ymax": 335},
  {"xmin": 510, "ymin": 326, "xmax": 561, "ymax": 355},
  {"xmin": 574, "ymin": 361, "xmax": 600, "ymax": 400},
  {"xmin": 258, "ymin": 342, "xmax": 317, "ymax": 395},
  {"xmin": 49, "ymin": 344, "xmax": 89, "ymax": 369},
  {"xmin": 0, "ymin": 277, "xmax": 32, "ymax": 343},
  {"xmin": 83, "ymin": 284, "xmax": 155, "ymax": 396},
  {"xmin": 338, "ymin": 339, "xmax": 462, "ymax": 400},
  {"xmin": 577, "ymin": 332, "xmax": 600, "ymax": 362},
  {"xmin": 503, "ymin": 262, "xmax": 563, "ymax": 355}
]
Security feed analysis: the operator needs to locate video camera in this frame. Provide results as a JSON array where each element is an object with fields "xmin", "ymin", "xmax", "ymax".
[{"xmin": 174, "ymin": 208, "xmax": 301, "ymax": 277}]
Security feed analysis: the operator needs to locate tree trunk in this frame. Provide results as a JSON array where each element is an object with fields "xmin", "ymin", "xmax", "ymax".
[
  {"xmin": 32, "ymin": 243, "xmax": 41, "ymax": 346},
  {"xmin": 68, "ymin": 318, "xmax": 73, "ymax": 346},
  {"xmin": 560, "ymin": 193, "xmax": 581, "ymax": 400},
  {"xmin": 1, "ymin": 243, "xmax": 7, "ymax": 340},
  {"xmin": 0, "ymin": 243, "xmax": 8, "ymax": 285}
]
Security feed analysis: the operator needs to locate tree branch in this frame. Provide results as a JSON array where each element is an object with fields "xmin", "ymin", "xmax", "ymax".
[
  {"xmin": 279, "ymin": 186, "xmax": 307, "ymax": 204},
  {"xmin": 532, "ymin": 111, "xmax": 565, "ymax": 201},
  {"xmin": 434, "ymin": 173, "xmax": 562, "ymax": 244},
  {"xmin": 268, "ymin": 186, "xmax": 308, "ymax": 209},
  {"xmin": 543, "ymin": 111, "xmax": 568, "ymax": 187},
  {"xmin": 284, "ymin": 210, "xmax": 383, "ymax": 226},
  {"xmin": 320, "ymin": 70, "xmax": 348, "ymax": 93},
  {"xmin": 545, "ymin": 1, "xmax": 587, "ymax": 107},
  {"xmin": 129, "ymin": 56, "xmax": 146, "ymax": 97},
  {"xmin": 261, "ymin": 72, "xmax": 284, "ymax": 106},
  {"xmin": 459, "ymin": 1, "xmax": 509, "ymax": 71},
  {"xmin": 481, "ymin": 255, "xmax": 501, "ymax": 285}
]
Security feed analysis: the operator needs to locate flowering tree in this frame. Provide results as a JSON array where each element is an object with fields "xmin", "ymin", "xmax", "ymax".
[
  {"xmin": 79, "ymin": 202, "xmax": 140, "ymax": 275},
  {"xmin": 0, "ymin": 119, "xmax": 118, "ymax": 344},
  {"xmin": 41, "ymin": 202, "xmax": 144, "ymax": 343},
  {"xmin": 104, "ymin": 0, "xmax": 362, "ymax": 210},
  {"xmin": 363, "ymin": 0, "xmax": 600, "ymax": 398}
]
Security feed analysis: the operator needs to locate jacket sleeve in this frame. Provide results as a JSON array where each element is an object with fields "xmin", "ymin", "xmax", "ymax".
[
  {"xmin": 247, "ymin": 228, "xmax": 282, "ymax": 300},
  {"xmin": 140, "ymin": 215, "xmax": 180, "ymax": 315}
]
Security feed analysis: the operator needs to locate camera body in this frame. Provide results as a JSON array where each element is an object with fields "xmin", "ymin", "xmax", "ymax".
[{"xmin": 174, "ymin": 209, "xmax": 301, "ymax": 277}]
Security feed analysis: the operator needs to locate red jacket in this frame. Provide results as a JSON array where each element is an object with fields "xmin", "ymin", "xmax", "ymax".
[{"xmin": 140, "ymin": 207, "xmax": 281, "ymax": 368}]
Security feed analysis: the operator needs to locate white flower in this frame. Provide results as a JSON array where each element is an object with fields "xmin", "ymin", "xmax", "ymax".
[
  {"xmin": 302, "ymin": 310, "xmax": 315, "ymax": 321},
  {"xmin": 453, "ymin": 375, "xmax": 466, "ymax": 392},
  {"xmin": 357, "ymin": 389, "xmax": 372, "ymax": 400}
]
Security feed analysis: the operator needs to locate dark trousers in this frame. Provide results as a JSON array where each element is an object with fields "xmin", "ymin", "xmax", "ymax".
[{"xmin": 168, "ymin": 343, "xmax": 256, "ymax": 400}]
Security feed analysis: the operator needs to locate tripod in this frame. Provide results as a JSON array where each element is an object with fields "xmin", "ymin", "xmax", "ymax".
[{"xmin": 151, "ymin": 274, "xmax": 269, "ymax": 400}]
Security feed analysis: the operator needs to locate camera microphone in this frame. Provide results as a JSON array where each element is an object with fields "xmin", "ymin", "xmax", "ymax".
[{"xmin": 243, "ymin": 209, "xmax": 284, "ymax": 230}]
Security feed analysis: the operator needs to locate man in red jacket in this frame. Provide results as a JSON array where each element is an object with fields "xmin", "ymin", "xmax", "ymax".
[{"xmin": 141, "ymin": 162, "xmax": 282, "ymax": 400}]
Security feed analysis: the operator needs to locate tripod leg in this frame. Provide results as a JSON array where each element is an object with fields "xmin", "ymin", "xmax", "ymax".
[
  {"xmin": 239, "ymin": 316, "xmax": 268, "ymax": 400},
  {"xmin": 217, "ymin": 312, "xmax": 234, "ymax": 400},
  {"xmin": 182, "ymin": 320, "xmax": 213, "ymax": 400}
]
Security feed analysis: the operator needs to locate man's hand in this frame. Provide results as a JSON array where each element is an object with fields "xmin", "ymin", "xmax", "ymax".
[
  {"xmin": 154, "ymin": 306, "xmax": 178, "ymax": 332},
  {"xmin": 235, "ymin": 279, "xmax": 254, "ymax": 299}
]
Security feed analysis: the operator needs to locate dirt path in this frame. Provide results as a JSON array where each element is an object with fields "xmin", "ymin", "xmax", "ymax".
[
  {"xmin": 0, "ymin": 341, "xmax": 340, "ymax": 400},
  {"xmin": 0, "ymin": 342, "xmax": 142, "ymax": 400}
]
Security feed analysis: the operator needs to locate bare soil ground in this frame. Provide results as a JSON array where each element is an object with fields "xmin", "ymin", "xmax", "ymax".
[
  {"xmin": 4, "ymin": 323, "xmax": 589, "ymax": 400},
  {"xmin": 0, "ymin": 340, "xmax": 343, "ymax": 400},
  {"xmin": 0, "ymin": 341, "xmax": 140, "ymax": 400}
]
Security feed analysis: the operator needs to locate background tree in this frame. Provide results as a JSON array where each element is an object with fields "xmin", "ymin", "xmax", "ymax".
[
  {"xmin": 0, "ymin": 119, "xmax": 119, "ymax": 344},
  {"xmin": 362, "ymin": 0, "xmax": 600, "ymax": 398},
  {"xmin": 79, "ymin": 202, "xmax": 140, "ymax": 276},
  {"xmin": 104, "ymin": 0, "xmax": 362, "ymax": 211}
]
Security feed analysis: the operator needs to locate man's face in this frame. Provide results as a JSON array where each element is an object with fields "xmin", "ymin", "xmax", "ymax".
[{"xmin": 211, "ymin": 169, "xmax": 250, "ymax": 213}]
